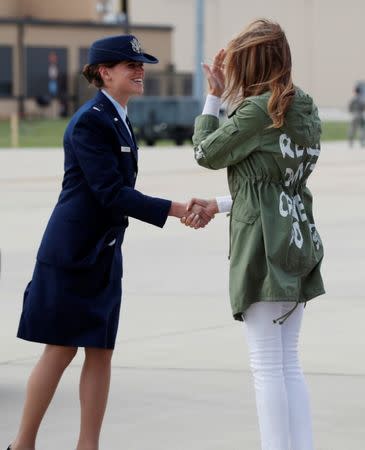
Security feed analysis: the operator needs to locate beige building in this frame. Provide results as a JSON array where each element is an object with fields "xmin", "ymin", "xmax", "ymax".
[
  {"xmin": 129, "ymin": 0, "xmax": 365, "ymax": 109},
  {"xmin": 0, "ymin": 0, "xmax": 363, "ymax": 114},
  {"xmin": 0, "ymin": 0, "xmax": 181, "ymax": 116}
]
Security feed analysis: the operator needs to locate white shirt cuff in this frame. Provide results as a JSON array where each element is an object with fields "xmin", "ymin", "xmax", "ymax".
[
  {"xmin": 202, "ymin": 94, "xmax": 222, "ymax": 117},
  {"xmin": 216, "ymin": 195, "xmax": 233, "ymax": 213}
]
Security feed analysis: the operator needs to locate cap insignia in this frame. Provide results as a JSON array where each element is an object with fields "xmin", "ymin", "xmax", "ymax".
[{"xmin": 130, "ymin": 37, "xmax": 142, "ymax": 54}]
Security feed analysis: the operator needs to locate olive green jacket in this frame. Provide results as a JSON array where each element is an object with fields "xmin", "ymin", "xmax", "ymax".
[{"xmin": 193, "ymin": 88, "xmax": 325, "ymax": 321}]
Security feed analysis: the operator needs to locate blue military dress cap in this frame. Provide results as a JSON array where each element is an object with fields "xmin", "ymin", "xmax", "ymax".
[{"xmin": 88, "ymin": 34, "xmax": 159, "ymax": 65}]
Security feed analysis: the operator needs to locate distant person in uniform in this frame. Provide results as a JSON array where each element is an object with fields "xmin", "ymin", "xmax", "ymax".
[
  {"xmin": 183, "ymin": 19, "xmax": 325, "ymax": 450},
  {"xmin": 348, "ymin": 85, "xmax": 365, "ymax": 147},
  {"xmin": 6, "ymin": 35, "xmax": 213, "ymax": 450}
]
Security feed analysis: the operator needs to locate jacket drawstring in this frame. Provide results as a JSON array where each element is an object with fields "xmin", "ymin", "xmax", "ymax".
[
  {"xmin": 228, "ymin": 191, "xmax": 239, "ymax": 260},
  {"xmin": 273, "ymin": 301, "xmax": 299, "ymax": 325},
  {"xmin": 228, "ymin": 211, "xmax": 232, "ymax": 260}
]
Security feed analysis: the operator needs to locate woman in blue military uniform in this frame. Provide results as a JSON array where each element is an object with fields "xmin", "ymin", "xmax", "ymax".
[{"xmin": 7, "ymin": 35, "xmax": 213, "ymax": 450}]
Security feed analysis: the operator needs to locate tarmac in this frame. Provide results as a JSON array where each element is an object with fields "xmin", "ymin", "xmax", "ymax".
[{"xmin": 0, "ymin": 142, "xmax": 364, "ymax": 449}]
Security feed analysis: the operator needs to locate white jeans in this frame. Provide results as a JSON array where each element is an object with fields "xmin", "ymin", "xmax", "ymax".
[{"xmin": 244, "ymin": 301, "xmax": 315, "ymax": 450}]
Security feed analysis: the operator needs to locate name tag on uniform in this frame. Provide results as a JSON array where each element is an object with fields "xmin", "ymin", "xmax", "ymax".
[{"xmin": 121, "ymin": 146, "xmax": 131, "ymax": 153}]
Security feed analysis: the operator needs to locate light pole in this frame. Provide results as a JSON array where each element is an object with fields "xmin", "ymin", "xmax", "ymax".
[
  {"xmin": 121, "ymin": 0, "xmax": 130, "ymax": 33},
  {"xmin": 193, "ymin": 0, "xmax": 205, "ymax": 108}
]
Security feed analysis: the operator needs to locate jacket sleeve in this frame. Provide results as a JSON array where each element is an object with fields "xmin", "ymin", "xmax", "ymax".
[
  {"xmin": 192, "ymin": 100, "xmax": 267, "ymax": 169},
  {"xmin": 71, "ymin": 110, "xmax": 171, "ymax": 228}
]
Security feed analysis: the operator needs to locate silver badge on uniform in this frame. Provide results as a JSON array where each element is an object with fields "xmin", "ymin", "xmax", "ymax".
[{"xmin": 121, "ymin": 146, "xmax": 131, "ymax": 153}]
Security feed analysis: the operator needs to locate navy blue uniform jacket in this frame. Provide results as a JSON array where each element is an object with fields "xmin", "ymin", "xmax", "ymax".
[{"xmin": 17, "ymin": 90, "xmax": 171, "ymax": 348}]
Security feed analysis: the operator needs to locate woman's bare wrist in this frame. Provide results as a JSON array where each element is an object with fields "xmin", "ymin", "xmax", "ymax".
[{"xmin": 169, "ymin": 202, "xmax": 186, "ymax": 218}]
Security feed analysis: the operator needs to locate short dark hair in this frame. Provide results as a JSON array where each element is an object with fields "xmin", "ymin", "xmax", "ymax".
[{"xmin": 82, "ymin": 62, "xmax": 119, "ymax": 88}]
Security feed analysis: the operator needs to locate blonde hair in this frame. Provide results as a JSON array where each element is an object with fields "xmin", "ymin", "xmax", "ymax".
[{"xmin": 223, "ymin": 19, "xmax": 295, "ymax": 128}]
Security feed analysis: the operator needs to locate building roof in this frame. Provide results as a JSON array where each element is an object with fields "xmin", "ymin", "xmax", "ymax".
[{"xmin": 0, "ymin": 16, "xmax": 173, "ymax": 31}]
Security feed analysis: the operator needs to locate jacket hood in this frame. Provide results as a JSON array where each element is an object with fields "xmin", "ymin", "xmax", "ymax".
[
  {"xmin": 282, "ymin": 87, "xmax": 321, "ymax": 147},
  {"xmin": 248, "ymin": 87, "xmax": 321, "ymax": 147}
]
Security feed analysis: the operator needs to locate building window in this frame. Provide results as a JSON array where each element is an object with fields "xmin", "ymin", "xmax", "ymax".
[
  {"xmin": 144, "ymin": 75, "xmax": 160, "ymax": 96},
  {"xmin": 79, "ymin": 48, "xmax": 89, "ymax": 70},
  {"xmin": 166, "ymin": 73, "xmax": 175, "ymax": 96},
  {"xmin": 26, "ymin": 47, "xmax": 68, "ymax": 99},
  {"xmin": 0, "ymin": 46, "xmax": 13, "ymax": 97},
  {"xmin": 182, "ymin": 74, "xmax": 193, "ymax": 96}
]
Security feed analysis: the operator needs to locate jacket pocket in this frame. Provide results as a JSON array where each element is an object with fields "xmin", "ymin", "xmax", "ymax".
[
  {"xmin": 37, "ymin": 216, "xmax": 122, "ymax": 270},
  {"xmin": 232, "ymin": 212, "xmax": 259, "ymax": 224},
  {"xmin": 61, "ymin": 244, "xmax": 117, "ymax": 298},
  {"xmin": 231, "ymin": 195, "xmax": 259, "ymax": 224},
  {"xmin": 228, "ymin": 195, "xmax": 259, "ymax": 260}
]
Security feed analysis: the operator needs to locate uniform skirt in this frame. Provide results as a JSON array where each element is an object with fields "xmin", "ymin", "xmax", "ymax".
[{"xmin": 17, "ymin": 244, "xmax": 123, "ymax": 349}]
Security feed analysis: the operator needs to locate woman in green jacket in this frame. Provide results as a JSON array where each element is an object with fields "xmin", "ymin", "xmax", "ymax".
[{"xmin": 184, "ymin": 19, "xmax": 324, "ymax": 450}]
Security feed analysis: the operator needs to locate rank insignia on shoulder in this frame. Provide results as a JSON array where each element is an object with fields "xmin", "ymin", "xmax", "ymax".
[{"xmin": 93, "ymin": 106, "xmax": 101, "ymax": 112}]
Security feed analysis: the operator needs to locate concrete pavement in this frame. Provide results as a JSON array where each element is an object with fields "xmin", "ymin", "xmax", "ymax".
[{"xmin": 0, "ymin": 142, "xmax": 364, "ymax": 449}]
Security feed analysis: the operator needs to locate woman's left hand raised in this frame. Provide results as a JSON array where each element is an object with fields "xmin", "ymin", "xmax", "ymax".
[{"xmin": 202, "ymin": 48, "xmax": 226, "ymax": 97}]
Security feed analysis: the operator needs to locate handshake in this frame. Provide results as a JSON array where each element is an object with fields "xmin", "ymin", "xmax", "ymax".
[{"xmin": 178, "ymin": 198, "xmax": 219, "ymax": 229}]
